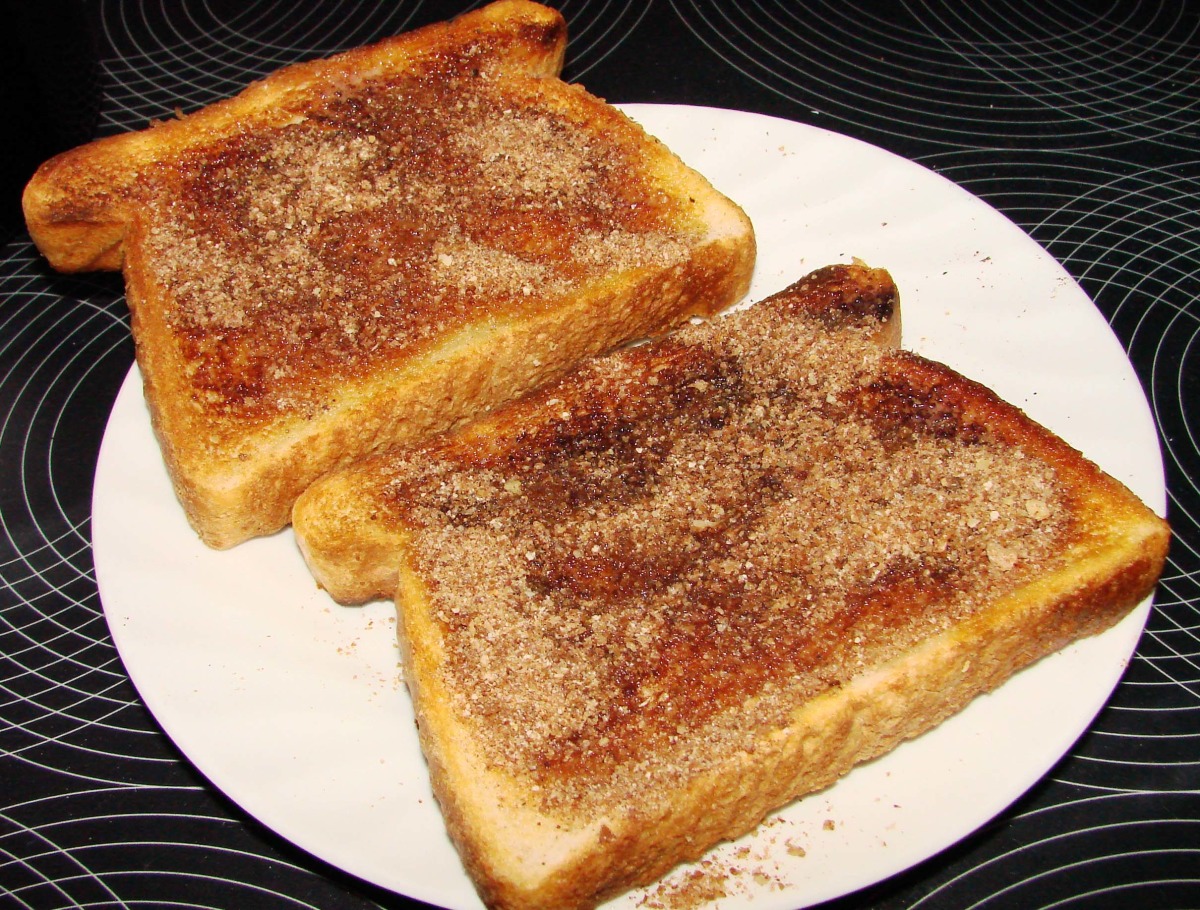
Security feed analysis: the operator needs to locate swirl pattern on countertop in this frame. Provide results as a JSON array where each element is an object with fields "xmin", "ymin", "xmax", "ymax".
[
  {"xmin": 670, "ymin": 0, "xmax": 1200, "ymax": 151},
  {"xmin": 1, "ymin": 1, "xmax": 1195, "ymax": 908}
]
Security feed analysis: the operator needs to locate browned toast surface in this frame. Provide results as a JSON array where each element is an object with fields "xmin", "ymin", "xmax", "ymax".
[
  {"xmin": 23, "ymin": 0, "xmax": 569, "ymax": 273},
  {"xmin": 24, "ymin": 1, "xmax": 755, "ymax": 547},
  {"xmin": 292, "ymin": 262, "xmax": 1169, "ymax": 909}
]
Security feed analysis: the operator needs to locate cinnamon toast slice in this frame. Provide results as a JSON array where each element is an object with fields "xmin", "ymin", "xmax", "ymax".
[
  {"xmin": 22, "ymin": 0, "xmax": 755, "ymax": 548},
  {"xmin": 292, "ymin": 262, "xmax": 1169, "ymax": 910}
]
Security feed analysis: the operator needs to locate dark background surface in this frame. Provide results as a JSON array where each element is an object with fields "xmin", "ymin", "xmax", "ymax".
[{"xmin": 1, "ymin": 1, "xmax": 1197, "ymax": 908}]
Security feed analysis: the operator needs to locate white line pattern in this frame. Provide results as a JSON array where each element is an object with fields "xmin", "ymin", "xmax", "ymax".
[{"xmin": 1, "ymin": 1, "xmax": 1195, "ymax": 907}]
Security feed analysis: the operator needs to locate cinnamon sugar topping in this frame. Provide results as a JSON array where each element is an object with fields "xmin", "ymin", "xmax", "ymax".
[
  {"xmin": 139, "ymin": 69, "xmax": 692, "ymax": 417},
  {"xmin": 379, "ymin": 267, "xmax": 1071, "ymax": 816}
]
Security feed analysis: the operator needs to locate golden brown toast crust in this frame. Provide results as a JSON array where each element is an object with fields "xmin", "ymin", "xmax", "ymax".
[
  {"xmin": 294, "ymin": 263, "xmax": 1168, "ymax": 910},
  {"xmin": 23, "ymin": 1, "xmax": 568, "ymax": 272},
  {"xmin": 25, "ymin": 1, "xmax": 755, "ymax": 548}
]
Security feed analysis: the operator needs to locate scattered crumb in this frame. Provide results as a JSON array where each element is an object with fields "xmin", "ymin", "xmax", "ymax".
[
  {"xmin": 637, "ymin": 815, "xmax": 802, "ymax": 908},
  {"xmin": 638, "ymin": 853, "xmax": 790, "ymax": 910},
  {"xmin": 638, "ymin": 861, "xmax": 730, "ymax": 909}
]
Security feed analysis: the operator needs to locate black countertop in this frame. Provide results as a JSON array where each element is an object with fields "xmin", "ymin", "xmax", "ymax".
[{"xmin": 1, "ymin": 2, "xmax": 1197, "ymax": 908}]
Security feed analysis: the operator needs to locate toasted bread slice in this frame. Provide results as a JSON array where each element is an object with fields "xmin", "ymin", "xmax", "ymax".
[
  {"xmin": 23, "ymin": 0, "xmax": 755, "ymax": 548},
  {"xmin": 292, "ymin": 261, "xmax": 1170, "ymax": 910},
  {"xmin": 294, "ymin": 262, "xmax": 903, "ymax": 604}
]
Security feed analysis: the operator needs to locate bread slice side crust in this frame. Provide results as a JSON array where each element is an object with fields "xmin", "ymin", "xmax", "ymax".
[{"xmin": 133, "ymin": 211, "xmax": 752, "ymax": 548}]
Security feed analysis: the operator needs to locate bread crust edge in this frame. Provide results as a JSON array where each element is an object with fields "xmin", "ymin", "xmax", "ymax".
[
  {"xmin": 398, "ymin": 505, "xmax": 1166, "ymax": 910},
  {"xmin": 21, "ymin": 0, "xmax": 568, "ymax": 272}
]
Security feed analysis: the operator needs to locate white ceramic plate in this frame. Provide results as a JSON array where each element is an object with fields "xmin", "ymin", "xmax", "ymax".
[{"xmin": 93, "ymin": 106, "xmax": 1166, "ymax": 910}]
